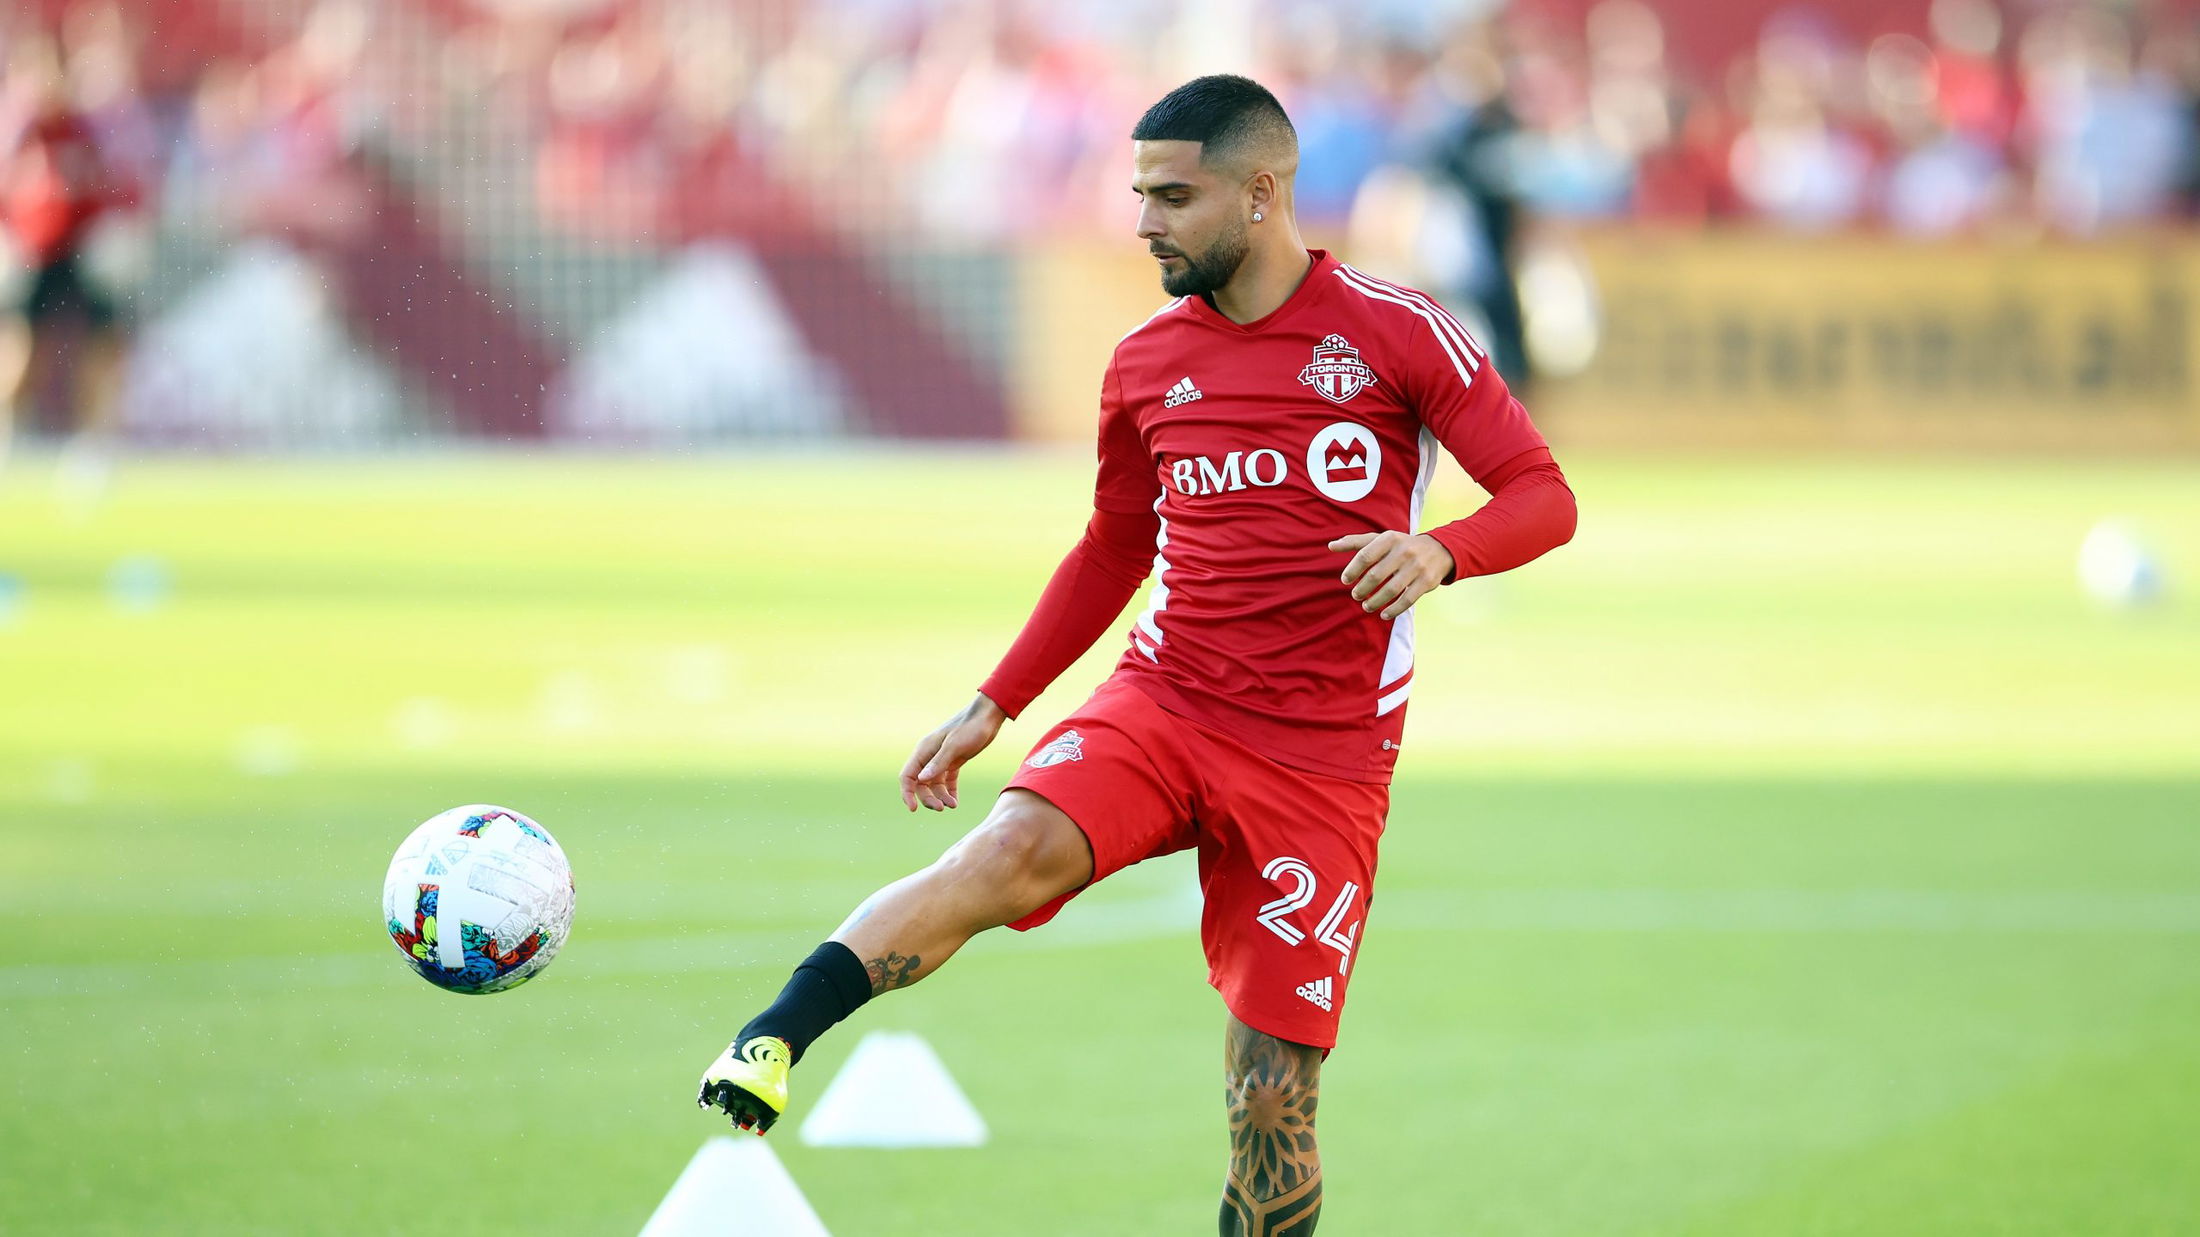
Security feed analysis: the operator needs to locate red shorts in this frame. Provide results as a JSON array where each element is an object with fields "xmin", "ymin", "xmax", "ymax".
[{"xmin": 1006, "ymin": 676, "xmax": 1389, "ymax": 1050}]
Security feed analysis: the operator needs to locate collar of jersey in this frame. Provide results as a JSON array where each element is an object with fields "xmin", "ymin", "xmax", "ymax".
[{"xmin": 1182, "ymin": 249, "xmax": 1337, "ymax": 334}]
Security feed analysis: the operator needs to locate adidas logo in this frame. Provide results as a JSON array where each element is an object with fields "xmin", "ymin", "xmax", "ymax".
[
  {"xmin": 1295, "ymin": 976, "xmax": 1334, "ymax": 1011},
  {"xmin": 1163, "ymin": 376, "xmax": 1204, "ymax": 408}
]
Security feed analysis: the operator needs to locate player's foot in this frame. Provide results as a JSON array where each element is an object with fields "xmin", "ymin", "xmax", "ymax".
[{"xmin": 696, "ymin": 1034, "xmax": 792, "ymax": 1135}]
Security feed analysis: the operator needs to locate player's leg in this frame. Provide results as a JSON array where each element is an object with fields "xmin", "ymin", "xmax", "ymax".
[
  {"xmin": 1219, "ymin": 1015, "xmax": 1325, "ymax": 1237},
  {"xmin": 827, "ymin": 786, "xmax": 1093, "ymax": 989},
  {"xmin": 3, "ymin": 257, "xmax": 72, "ymax": 467},
  {"xmin": 0, "ymin": 311, "xmax": 34, "ymax": 475},
  {"xmin": 53, "ymin": 324, "xmax": 122, "ymax": 509},
  {"xmin": 55, "ymin": 265, "xmax": 125, "ymax": 507},
  {"xmin": 70, "ymin": 324, "xmax": 124, "ymax": 443},
  {"xmin": 701, "ymin": 677, "xmax": 1195, "ymax": 1134},
  {"xmin": 1185, "ymin": 717, "xmax": 1388, "ymax": 1235},
  {"xmin": 698, "ymin": 788, "xmax": 1092, "ymax": 1132}
]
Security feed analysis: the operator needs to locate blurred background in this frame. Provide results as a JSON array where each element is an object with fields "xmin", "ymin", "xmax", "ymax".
[
  {"xmin": 7, "ymin": 0, "xmax": 2200, "ymax": 452},
  {"xmin": 2, "ymin": 1, "xmax": 2196, "ymax": 1234}
]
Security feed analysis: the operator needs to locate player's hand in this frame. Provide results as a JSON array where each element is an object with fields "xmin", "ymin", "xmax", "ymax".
[
  {"xmin": 900, "ymin": 694, "xmax": 1009, "ymax": 813},
  {"xmin": 1329, "ymin": 531, "xmax": 1455, "ymax": 621}
]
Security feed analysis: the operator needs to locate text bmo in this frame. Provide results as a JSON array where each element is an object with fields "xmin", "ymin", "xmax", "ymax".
[
  {"xmin": 1167, "ymin": 422, "xmax": 1387, "ymax": 502},
  {"xmin": 1169, "ymin": 449, "xmax": 1292, "ymax": 496}
]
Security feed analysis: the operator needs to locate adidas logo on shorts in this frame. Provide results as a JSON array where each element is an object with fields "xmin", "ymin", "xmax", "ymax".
[
  {"xmin": 1295, "ymin": 976, "xmax": 1334, "ymax": 1011},
  {"xmin": 1163, "ymin": 376, "xmax": 1204, "ymax": 408}
]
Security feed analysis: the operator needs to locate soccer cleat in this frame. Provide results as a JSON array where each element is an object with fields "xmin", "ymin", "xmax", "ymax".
[{"xmin": 697, "ymin": 1035, "xmax": 793, "ymax": 1135}]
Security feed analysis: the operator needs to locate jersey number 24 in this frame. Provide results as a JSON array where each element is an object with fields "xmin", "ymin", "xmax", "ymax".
[{"xmin": 1255, "ymin": 856, "xmax": 1362, "ymax": 976}]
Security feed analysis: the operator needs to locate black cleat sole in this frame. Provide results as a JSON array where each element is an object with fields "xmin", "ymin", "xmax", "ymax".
[{"xmin": 698, "ymin": 1078, "xmax": 781, "ymax": 1135}]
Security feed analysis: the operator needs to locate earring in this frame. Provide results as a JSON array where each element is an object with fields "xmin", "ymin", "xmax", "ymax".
[{"xmin": 1253, "ymin": 212, "xmax": 1264, "ymax": 222}]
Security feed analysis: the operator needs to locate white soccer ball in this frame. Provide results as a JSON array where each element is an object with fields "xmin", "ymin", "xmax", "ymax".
[
  {"xmin": 383, "ymin": 804, "xmax": 575, "ymax": 994},
  {"xmin": 2077, "ymin": 520, "xmax": 2164, "ymax": 609}
]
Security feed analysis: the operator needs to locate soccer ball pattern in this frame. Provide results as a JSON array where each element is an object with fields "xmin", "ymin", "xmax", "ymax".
[{"xmin": 383, "ymin": 805, "xmax": 575, "ymax": 994}]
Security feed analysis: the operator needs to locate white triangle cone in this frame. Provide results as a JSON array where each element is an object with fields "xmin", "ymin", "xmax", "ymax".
[
  {"xmin": 638, "ymin": 1136, "xmax": 831, "ymax": 1237},
  {"xmin": 797, "ymin": 1030, "xmax": 989, "ymax": 1148}
]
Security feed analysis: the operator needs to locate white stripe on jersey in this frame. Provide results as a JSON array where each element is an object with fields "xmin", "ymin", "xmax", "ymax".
[
  {"xmin": 1376, "ymin": 677, "xmax": 1413, "ymax": 717},
  {"xmin": 1408, "ymin": 424, "xmax": 1439, "ymax": 535},
  {"xmin": 1355, "ymin": 265, "xmax": 1492, "ymax": 356},
  {"xmin": 1121, "ymin": 297, "xmax": 1188, "ymax": 343},
  {"xmin": 1377, "ymin": 426, "xmax": 1440, "ymax": 701},
  {"xmin": 1119, "ymin": 303, "xmax": 1184, "ymax": 664},
  {"xmin": 1332, "ymin": 267, "xmax": 1485, "ymax": 401},
  {"xmin": 1130, "ymin": 493, "xmax": 1171, "ymax": 654},
  {"xmin": 1335, "ymin": 265, "xmax": 1489, "ymax": 369},
  {"xmin": 1337, "ymin": 272, "xmax": 1455, "ymax": 718},
  {"xmin": 1333, "ymin": 266, "xmax": 1482, "ymax": 382},
  {"xmin": 1333, "ymin": 269, "xmax": 1481, "ymax": 403}
]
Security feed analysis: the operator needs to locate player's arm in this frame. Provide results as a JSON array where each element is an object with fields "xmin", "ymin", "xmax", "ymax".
[
  {"xmin": 899, "ymin": 505, "xmax": 1158, "ymax": 811},
  {"xmin": 1331, "ymin": 314, "xmax": 1577, "ymax": 620},
  {"xmin": 900, "ymin": 359, "xmax": 1161, "ymax": 812}
]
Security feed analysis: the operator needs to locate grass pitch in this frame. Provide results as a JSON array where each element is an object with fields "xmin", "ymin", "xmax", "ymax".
[{"xmin": 2, "ymin": 450, "xmax": 2196, "ymax": 1235}]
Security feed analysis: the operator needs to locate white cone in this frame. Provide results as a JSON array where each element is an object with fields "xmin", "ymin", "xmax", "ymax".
[
  {"xmin": 638, "ymin": 1136, "xmax": 830, "ymax": 1237},
  {"xmin": 797, "ymin": 1030, "xmax": 989, "ymax": 1148}
]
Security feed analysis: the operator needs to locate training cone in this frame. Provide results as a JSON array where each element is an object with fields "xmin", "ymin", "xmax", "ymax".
[
  {"xmin": 638, "ymin": 1136, "xmax": 830, "ymax": 1237},
  {"xmin": 797, "ymin": 1030, "xmax": 989, "ymax": 1148}
]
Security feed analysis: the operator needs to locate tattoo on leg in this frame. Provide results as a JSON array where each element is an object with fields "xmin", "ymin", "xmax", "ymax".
[
  {"xmin": 1221, "ymin": 1178, "xmax": 1321, "ymax": 1237},
  {"xmin": 862, "ymin": 950, "xmax": 921, "ymax": 995},
  {"xmin": 1218, "ymin": 1018, "xmax": 1323, "ymax": 1237}
]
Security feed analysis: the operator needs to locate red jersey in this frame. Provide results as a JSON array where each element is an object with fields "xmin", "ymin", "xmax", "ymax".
[
  {"xmin": 1051, "ymin": 249, "xmax": 1555, "ymax": 782},
  {"xmin": 1, "ymin": 108, "xmax": 130, "ymax": 264}
]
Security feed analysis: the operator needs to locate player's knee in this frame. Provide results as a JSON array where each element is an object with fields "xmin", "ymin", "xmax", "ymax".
[
  {"xmin": 1224, "ymin": 1023, "xmax": 1324, "ymax": 1130},
  {"xmin": 941, "ymin": 798, "xmax": 1089, "ymax": 901}
]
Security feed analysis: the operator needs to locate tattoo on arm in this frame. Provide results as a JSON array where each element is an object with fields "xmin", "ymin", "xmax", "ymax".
[
  {"xmin": 862, "ymin": 950, "xmax": 921, "ymax": 995},
  {"xmin": 1218, "ymin": 1018, "xmax": 1324, "ymax": 1237}
]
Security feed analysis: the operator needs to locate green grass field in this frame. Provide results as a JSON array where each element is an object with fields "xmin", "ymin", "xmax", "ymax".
[{"xmin": 2, "ymin": 450, "xmax": 2196, "ymax": 1235}]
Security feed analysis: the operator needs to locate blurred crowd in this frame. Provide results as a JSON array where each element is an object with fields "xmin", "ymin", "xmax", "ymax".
[{"xmin": 7, "ymin": 0, "xmax": 2200, "ymax": 263}]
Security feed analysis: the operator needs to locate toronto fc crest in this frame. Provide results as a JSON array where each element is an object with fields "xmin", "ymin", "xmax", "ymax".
[
  {"xmin": 1298, "ymin": 334, "xmax": 1378, "ymax": 405},
  {"xmin": 1027, "ymin": 729, "xmax": 1087, "ymax": 768}
]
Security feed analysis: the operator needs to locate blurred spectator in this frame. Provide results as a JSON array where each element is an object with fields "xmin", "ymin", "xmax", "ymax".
[
  {"xmin": 1, "ymin": 28, "xmax": 145, "ymax": 483},
  {"xmin": 1502, "ymin": 14, "xmax": 1637, "ymax": 218},
  {"xmin": 7, "ymin": 0, "xmax": 2200, "ymax": 453},
  {"xmin": 2158, "ymin": 16, "xmax": 2200, "ymax": 217},
  {"xmin": 1870, "ymin": 32, "xmax": 2007, "ymax": 235},
  {"xmin": 1727, "ymin": 17, "xmax": 1875, "ymax": 230},
  {"xmin": 23, "ymin": 0, "xmax": 2200, "ymax": 254},
  {"xmin": 1929, "ymin": 0, "xmax": 2017, "ymax": 147},
  {"xmin": 1422, "ymin": 20, "xmax": 1535, "ymax": 387},
  {"xmin": 2020, "ymin": 7, "xmax": 2192, "ymax": 234},
  {"xmin": 1274, "ymin": 11, "xmax": 1398, "ymax": 227}
]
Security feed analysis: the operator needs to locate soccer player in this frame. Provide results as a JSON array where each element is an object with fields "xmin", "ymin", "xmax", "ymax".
[
  {"xmin": 0, "ymin": 33, "xmax": 138, "ymax": 487},
  {"xmin": 699, "ymin": 75, "xmax": 1577, "ymax": 1235}
]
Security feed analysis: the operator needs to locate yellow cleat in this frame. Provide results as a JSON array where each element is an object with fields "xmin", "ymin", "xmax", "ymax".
[{"xmin": 696, "ymin": 1035, "xmax": 793, "ymax": 1135}]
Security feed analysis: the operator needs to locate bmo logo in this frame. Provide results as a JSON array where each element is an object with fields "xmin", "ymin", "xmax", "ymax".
[
  {"xmin": 1170, "ymin": 422, "xmax": 1385, "ymax": 501},
  {"xmin": 1307, "ymin": 421, "xmax": 1381, "ymax": 502},
  {"xmin": 1170, "ymin": 448, "xmax": 1289, "ymax": 496}
]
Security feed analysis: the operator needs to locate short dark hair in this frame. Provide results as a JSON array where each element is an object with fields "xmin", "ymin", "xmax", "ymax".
[{"xmin": 1131, "ymin": 74, "xmax": 1297, "ymax": 169}]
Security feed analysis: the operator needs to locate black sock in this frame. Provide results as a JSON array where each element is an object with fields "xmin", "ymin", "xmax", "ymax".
[{"xmin": 737, "ymin": 941, "xmax": 873, "ymax": 1065}]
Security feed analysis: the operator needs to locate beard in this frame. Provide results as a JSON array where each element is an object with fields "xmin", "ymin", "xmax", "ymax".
[{"xmin": 1154, "ymin": 216, "xmax": 1252, "ymax": 297}]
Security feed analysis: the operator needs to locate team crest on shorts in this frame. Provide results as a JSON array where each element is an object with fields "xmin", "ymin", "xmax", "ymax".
[
  {"xmin": 1027, "ymin": 729, "xmax": 1087, "ymax": 768},
  {"xmin": 1298, "ymin": 334, "xmax": 1378, "ymax": 405}
]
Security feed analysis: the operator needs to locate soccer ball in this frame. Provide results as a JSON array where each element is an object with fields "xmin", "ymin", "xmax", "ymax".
[
  {"xmin": 2078, "ymin": 520, "xmax": 2164, "ymax": 609},
  {"xmin": 383, "ymin": 804, "xmax": 575, "ymax": 994}
]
